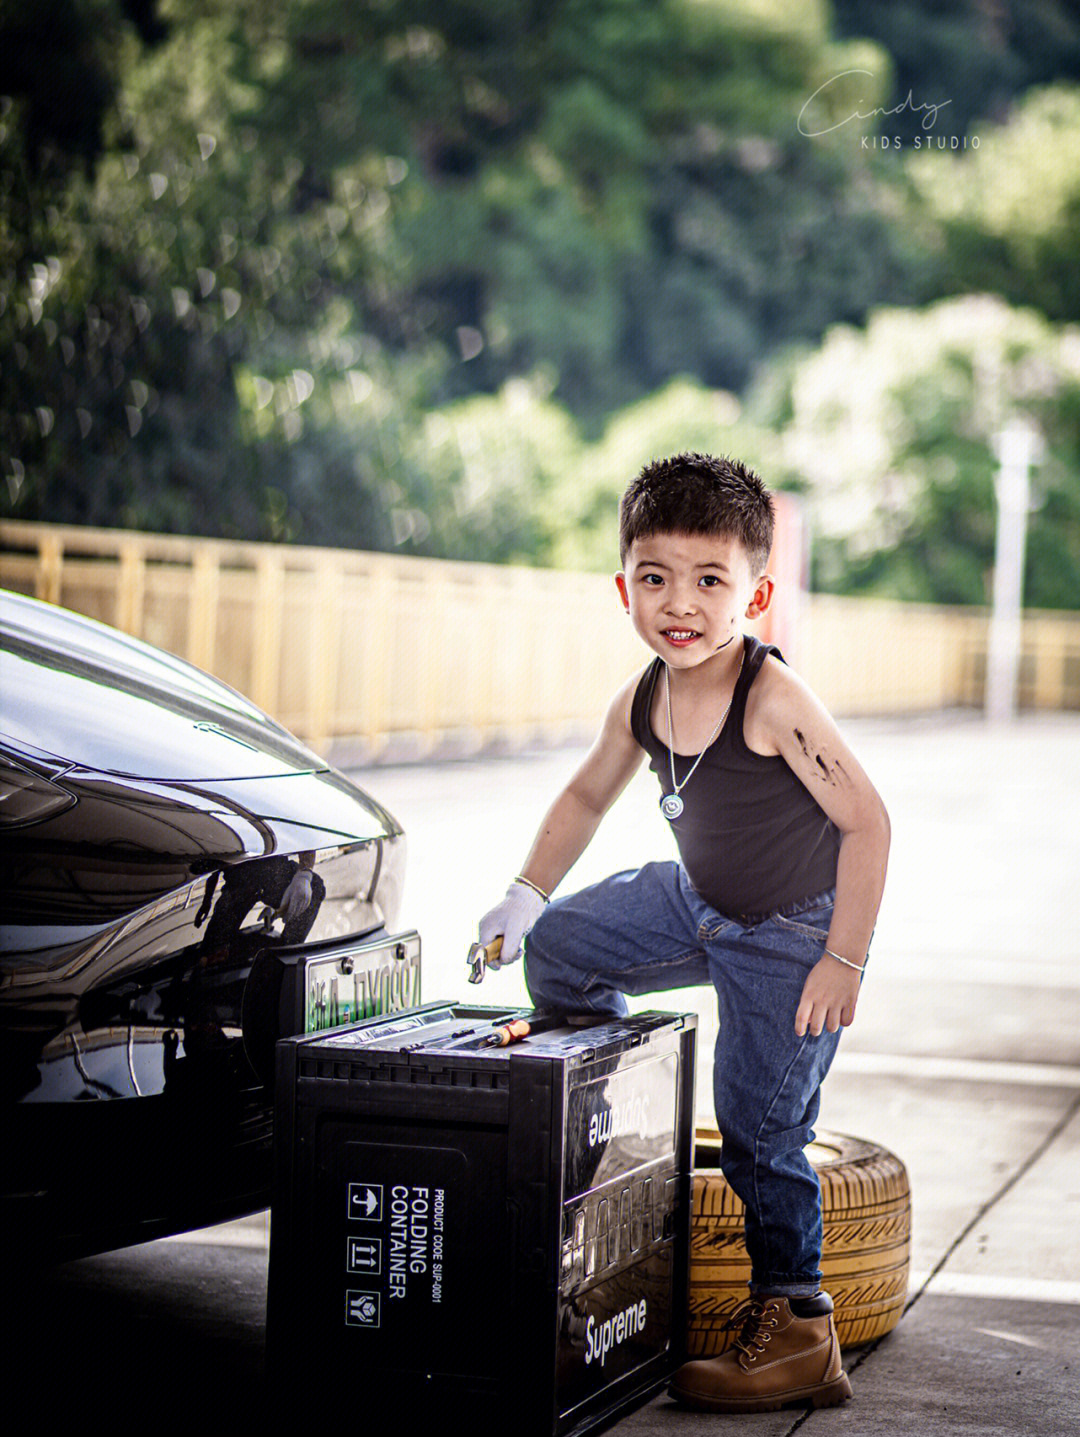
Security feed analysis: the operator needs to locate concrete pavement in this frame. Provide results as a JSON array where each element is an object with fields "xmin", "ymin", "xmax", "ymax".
[
  {"xmin": 9, "ymin": 712, "xmax": 1079, "ymax": 1434},
  {"xmin": 363, "ymin": 708, "xmax": 1080, "ymax": 1435}
]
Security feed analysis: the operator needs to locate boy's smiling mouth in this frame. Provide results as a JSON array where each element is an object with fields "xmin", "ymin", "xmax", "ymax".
[{"xmin": 662, "ymin": 628, "xmax": 702, "ymax": 646}]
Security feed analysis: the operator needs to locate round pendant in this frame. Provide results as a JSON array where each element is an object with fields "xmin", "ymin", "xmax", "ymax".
[{"xmin": 660, "ymin": 792, "xmax": 684, "ymax": 821}]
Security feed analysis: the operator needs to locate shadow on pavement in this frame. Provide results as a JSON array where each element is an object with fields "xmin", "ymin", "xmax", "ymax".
[
  {"xmin": 7, "ymin": 1242, "xmax": 276, "ymax": 1434},
  {"xmin": 6, "ymin": 1238, "xmax": 1077, "ymax": 1436}
]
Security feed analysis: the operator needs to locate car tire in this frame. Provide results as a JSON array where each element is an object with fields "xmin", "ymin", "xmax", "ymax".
[{"xmin": 688, "ymin": 1127, "xmax": 910, "ymax": 1354}]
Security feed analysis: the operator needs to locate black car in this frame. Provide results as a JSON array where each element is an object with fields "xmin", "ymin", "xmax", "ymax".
[{"xmin": 1, "ymin": 590, "xmax": 420, "ymax": 1260}]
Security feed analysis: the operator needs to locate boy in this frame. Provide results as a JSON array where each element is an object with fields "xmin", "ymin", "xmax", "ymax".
[{"xmin": 476, "ymin": 453, "xmax": 890, "ymax": 1413}]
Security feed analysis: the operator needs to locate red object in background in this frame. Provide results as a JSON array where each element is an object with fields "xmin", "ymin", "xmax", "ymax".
[{"xmin": 757, "ymin": 491, "xmax": 807, "ymax": 662}]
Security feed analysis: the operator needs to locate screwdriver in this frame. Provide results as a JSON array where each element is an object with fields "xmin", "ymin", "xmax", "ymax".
[{"xmin": 481, "ymin": 1012, "xmax": 565, "ymax": 1047}]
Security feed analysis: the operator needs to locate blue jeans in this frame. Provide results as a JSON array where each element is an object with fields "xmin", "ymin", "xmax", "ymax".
[{"xmin": 524, "ymin": 860, "xmax": 842, "ymax": 1298}]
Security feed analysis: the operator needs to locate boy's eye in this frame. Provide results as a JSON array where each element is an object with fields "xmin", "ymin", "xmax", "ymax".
[{"xmin": 639, "ymin": 573, "xmax": 723, "ymax": 587}]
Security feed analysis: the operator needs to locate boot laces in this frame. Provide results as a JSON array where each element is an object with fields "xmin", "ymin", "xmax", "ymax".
[{"xmin": 725, "ymin": 1297, "xmax": 781, "ymax": 1364}]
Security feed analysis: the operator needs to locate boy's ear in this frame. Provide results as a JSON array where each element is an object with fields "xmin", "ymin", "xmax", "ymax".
[
  {"xmin": 745, "ymin": 574, "xmax": 774, "ymax": 620},
  {"xmin": 614, "ymin": 572, "xmax": 630, "ymax": 611}
]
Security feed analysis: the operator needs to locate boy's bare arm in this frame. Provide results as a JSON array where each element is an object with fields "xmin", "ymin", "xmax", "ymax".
[
  {"xmin": 519, "ymin": 671, "xmax": 647, "ymax": 898},
  {"xmin": 749, "ymin": 659, "xmax": 891, "ymax": 1037}
]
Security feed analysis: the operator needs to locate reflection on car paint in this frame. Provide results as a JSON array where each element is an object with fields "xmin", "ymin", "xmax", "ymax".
[{"xmin": 1, "ymin": 592, "xmax": 413, "ymax": 1258}]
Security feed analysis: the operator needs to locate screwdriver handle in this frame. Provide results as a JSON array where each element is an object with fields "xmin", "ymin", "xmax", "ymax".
[{"xmin": 483, "ymin": 1018, "xmax": 533, "ymax": 1047}]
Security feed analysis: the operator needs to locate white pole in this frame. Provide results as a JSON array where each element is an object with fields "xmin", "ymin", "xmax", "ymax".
[{"xmin": 986, "ymin": 420, "xmax": 1040, "ymax": 722}]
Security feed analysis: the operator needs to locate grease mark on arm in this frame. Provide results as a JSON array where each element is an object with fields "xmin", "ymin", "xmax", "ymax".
[{"xmin": 793, "ymin": 729, "xmax": 853, "ymax": 787}]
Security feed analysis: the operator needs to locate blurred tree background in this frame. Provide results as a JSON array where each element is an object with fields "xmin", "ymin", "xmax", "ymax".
[{"xmin": 2, "ymin": 0, "xmax": 1079, "ymax": 606}]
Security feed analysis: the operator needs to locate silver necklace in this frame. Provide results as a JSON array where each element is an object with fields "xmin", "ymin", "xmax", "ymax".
[{"xmin": 660, "ymin": 648, "xmax": 744, "ymax": 822}]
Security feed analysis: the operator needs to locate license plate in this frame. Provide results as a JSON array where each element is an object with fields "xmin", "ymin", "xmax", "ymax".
[{"xmin": 303, "ymin": 930, "xmax": 421, "ymax": 1034}]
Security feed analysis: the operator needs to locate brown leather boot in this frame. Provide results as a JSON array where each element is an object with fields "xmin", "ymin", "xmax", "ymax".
[{"xmin": 669, "ymin": 1294, "xmax": 853, "ymax": 1413}]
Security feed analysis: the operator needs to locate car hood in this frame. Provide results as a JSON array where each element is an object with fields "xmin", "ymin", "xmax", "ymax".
[{"xmin": 0, "ymin": 591, "xmax": 328, "ymax": 781}]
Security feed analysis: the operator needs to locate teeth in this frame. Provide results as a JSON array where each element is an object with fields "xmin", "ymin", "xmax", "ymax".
[{"xmin": 666, "ymin": 631, "xmax": 698, "ymax": 639}]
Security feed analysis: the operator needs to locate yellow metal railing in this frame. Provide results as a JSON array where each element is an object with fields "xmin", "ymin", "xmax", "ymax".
[{"xmin": 3, "ymin": 521, "xmax": 1077, "ymax": 756}]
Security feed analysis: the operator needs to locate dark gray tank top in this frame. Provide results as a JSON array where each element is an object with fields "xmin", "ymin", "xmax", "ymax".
[{"xmin": 630, "ymin": 636, "xmax": 841, "ymax": 920}]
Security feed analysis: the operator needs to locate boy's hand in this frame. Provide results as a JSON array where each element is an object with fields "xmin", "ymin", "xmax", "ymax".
[
  {"xmin": 794, "ymin": 955, "xmax": 862, "ymax": 1036},
  {"xmin": 477, "ymin": 880, "xmax": 547, "ymax": 969}
]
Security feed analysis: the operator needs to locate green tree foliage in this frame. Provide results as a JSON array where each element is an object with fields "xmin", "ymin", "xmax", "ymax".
[
  {"xmin": 4, "ymin": 0, "xmax": 1080, "ymax": 611},
  {"xmin": 1, "ymin": 0, "xmax": 935, "ymax": 548},
  {"xmin": 906, "ymin": 85, "xmax": 1080, "ymax": 325},
  {"xmin": 768, "ymin": 295, "xmax": 1080, "ymax": 609},
  {"xmin": 831, "ymin": 0, "xmax": 1080, "ymax": 141},
  {"xmin": 545, "ymin": 377, "xmax": 780, "ymax": 572}
]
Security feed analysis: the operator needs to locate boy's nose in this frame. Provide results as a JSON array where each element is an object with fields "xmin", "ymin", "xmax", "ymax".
[{"xmin": 665, "ymin": 588, "xmax": 699, "ymax": 614}]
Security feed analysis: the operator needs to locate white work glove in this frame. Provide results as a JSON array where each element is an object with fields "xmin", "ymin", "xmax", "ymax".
[{"xmin": 478, "ymin": 879, "xmax": 548, "ymax": 969}]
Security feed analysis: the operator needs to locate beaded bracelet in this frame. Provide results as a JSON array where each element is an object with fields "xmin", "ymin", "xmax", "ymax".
[
  {"xmin": 514, "ymin": 874, "xmax": 550, "ymax": 903},
  {"xmin": 824, "ymin": 947, "xmax": 866, "ymax": 972}
]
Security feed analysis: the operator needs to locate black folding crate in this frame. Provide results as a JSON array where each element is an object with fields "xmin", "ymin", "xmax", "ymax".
[{"xmin": 268, "ymin": 1001, "xmax": 696, "ymax": 1436}]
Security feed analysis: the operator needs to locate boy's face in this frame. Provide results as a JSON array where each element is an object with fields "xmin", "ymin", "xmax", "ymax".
[{"xmin": 615, "ymin": 530, "xmax": 772, "ymax": 671}]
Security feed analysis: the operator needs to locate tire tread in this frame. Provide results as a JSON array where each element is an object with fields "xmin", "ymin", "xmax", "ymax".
[{"xmin": 688, "ymin": 1128, "xmax": 910, "ymax": 1355}]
